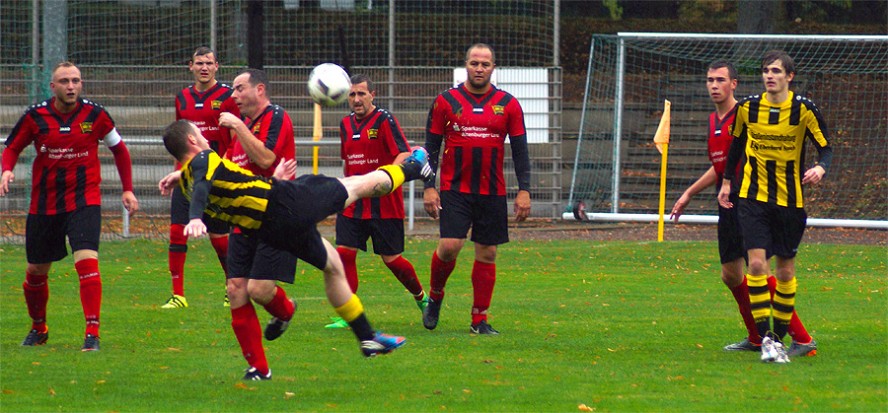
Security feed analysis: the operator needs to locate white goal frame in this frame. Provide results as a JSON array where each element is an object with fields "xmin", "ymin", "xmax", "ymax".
[{"xmin": 565, "ymin": 32, "xmax": 888, "ymax": 230}]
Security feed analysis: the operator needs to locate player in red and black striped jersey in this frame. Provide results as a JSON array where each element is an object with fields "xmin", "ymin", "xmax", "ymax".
[
  {"xmin": 162, "ymin": 46, "xmax": 241, "ymax": 309},
  {"xmin": 325, "ymin": 74, "xmax": 428, "ymax": 329},
  {"xmin": 719, "ymin": 51, "xmax": 831, "ymax": 361},
  {"xmin": 1, "ymin": 62, "xmax": 138, "ymax": 351},
  {"xmin": 422, "ymin": 44, "xmax": 531, "ymax": 335},
  {"xmin": 217, "ymin": 68, "xmax": 297, "ymax": 380},
  {"xmin": 670, "ymin": 61, "xmax": 814, "ymax": 356}
]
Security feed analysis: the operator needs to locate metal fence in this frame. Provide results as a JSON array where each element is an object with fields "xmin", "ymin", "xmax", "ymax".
[{"xmin": 0, "ymin": 0, "xmax": 563, "ymax": 242}]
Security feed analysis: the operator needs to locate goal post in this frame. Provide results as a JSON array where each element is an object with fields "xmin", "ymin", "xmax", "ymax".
[{"xmin": 566, "ymin": 33, "xmax": 888, "ymax": 229}]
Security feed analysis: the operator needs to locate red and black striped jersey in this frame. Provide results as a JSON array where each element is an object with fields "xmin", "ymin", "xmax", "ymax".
[
  {"xmin": 175, "ymin": 83, "xmax": 239, "ymax": 157},
  {"xmin": 426, "ymin": 84, "xmax": 526, "ymax": 196},
  {"xmin": 707, "ymin": 108, "xmax": 737, "ymax": 182},
  {"xmin": 4, "ymin": 98, "xmax": 116, "ymax": 215},
  {"xmin": 339, "ymin": 107, "xmax": 411, "ymax": 219},
  {"xmin": 226, "ymin": 104, "xmax": 295, "ymax": 178}
]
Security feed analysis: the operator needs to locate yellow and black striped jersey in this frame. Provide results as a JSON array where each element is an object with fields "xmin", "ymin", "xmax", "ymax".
[
  {"xmin": 179, "ymin": 149, "xmax": 272, "ymax": 230},
  {"xmin": 726, "ymin": 91, "xmax": 833, "ymax": 208}
]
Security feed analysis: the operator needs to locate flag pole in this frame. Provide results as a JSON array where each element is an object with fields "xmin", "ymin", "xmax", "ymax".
[{"xmin": 653, "ymin": 100, "xmax": 672, "ymax": 242}]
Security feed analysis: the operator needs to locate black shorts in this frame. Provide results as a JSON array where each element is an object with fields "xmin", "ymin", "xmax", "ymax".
[
  {"xmin": 439, "ymin": 190, "xmax": 508, "ymax": 245},
  {"xmin": 170, "ymin": 184, "xmax": 230, "ymax": 234},
  {"xmin": 737, "ymin": 198, "xmax": 807, "ymax": 259},
  {"xmin": 717, "ymin": 195, "xmax": 745, "ymax": 265},
  {"xmin": 26, "ymin": 206, "xmax": 101, "ymax": 264},
  {"xmin": 227, "ymin": 230, "xmax": 298, "ymax": 283},
  {"xmin": 335, "ymin": 214, "xmax": 405, "ymax": 255},
  {"xmin": 259, "ymin": 175, "xmax": 349, "ymax": 270}
]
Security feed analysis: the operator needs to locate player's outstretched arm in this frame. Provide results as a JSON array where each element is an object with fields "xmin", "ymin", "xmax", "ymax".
[{"xmin": 671, "ymin": 166, "xmax": 717, "ymax": 222}]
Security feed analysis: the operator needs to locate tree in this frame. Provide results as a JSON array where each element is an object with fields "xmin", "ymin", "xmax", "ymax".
[{"xmin": 737, "ymin": 0, "xmax": 782, "ymax": 33}]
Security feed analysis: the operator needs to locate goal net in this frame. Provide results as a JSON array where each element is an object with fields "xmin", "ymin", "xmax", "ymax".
[{"xmin": 567, "ymin": 33, "xmax": 888, "ymax": 227}]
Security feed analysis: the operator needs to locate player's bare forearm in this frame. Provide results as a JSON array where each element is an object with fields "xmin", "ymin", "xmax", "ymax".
[
  {"xmin": 672, "ymin": 167, "xmax": 717, "ymax": 222},
  {"xmin": 717, "ymin": 180, "xmax": 733, "ymax": 209}
]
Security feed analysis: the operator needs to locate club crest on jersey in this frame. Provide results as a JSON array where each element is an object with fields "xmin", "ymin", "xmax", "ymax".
[
  {"xmin": 252, "ymin": 123, "xmax": 261, "ymax": 134},
  {"xmin": 367, "ymin": 129, "xmax": 378, "ymax": 139},
  {"xmin": 211, "ymin": 100, "xmax": 222, "ymax": 110},
  {"xmin": 80, "ymin": 122, "xmax": 93, "ymax": 134},
  {"xmin": 492, "ymin": 105, "xmax": 504, "ymax": 115}
]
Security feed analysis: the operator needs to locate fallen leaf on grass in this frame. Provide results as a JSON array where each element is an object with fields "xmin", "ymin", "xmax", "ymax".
[{"xmin": 578, "ymin": 403, "xmax": 595, "ymax": 411}]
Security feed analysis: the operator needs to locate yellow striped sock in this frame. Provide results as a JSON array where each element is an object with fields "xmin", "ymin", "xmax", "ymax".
[
  {"xmin": 773, "ymin": 277, "xmax": 797, "ymax": 324},
  {"xmin": 333, "ymin": 294, "xmax": 364, "ymax": 323},
  {"xmin": 377, "ymin": 165, "xmax": 405, "ymax": 193},
  {"xmin": 746, "ymin": 273, "xmax": 771, "ymax": 322}
]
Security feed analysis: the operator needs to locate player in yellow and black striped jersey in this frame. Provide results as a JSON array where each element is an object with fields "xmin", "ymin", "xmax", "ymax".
[
  {"xmin": 178, "ymin": 149, "xmax": 271, "ymax": 232},
  {"xmin": 718, "ymin": 50, "xmax": 832, "ymax": 360},
  {"xmin": 159, "ymin": 119, "xmax": 433, "ymax": 361},
  {"xmin": 726, "ymin": 91, "xmax": 832, "ymax": 208}
]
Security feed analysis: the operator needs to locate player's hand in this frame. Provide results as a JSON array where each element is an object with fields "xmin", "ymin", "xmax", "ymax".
[
  {"xmin": 670, "ymin": 194, "xmax": 690, "ymax": 223},
  {"xmin": 122, "ymin": 191, "xmax": 139, "ymax": 215},
  {"xmin": 218, "ymin": 112, "xmax": 243, "ymax": 130},
  {"xmin": 183, "ymin": 218, "xmax": 207, "ymax": 237},
  {"xmin": 801, "ymin": 165, "xmax": 826, "ymax": 186},
  {"xmin": 423, "ymin": 187, "xmax": 442, "ymax": 219},
  {"xmin": 273, "ymin": 158, "xmax": 297, "ymax": 180},
  {"xmin": 0, "ymin": 170, "xmax": 14, "ymax": 196},
  {"xmin": 158, "ymin": 171, "xmax": 182, "ymax": 196},
  {"xmin": 717, "ymin": 182, "xmax": 733, "ymax": 209},
  {"xmin": 514, "ymin": 190, "xmax": 531, "ymax": 222}
]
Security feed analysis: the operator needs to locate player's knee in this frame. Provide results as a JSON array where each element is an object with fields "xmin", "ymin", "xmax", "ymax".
[{"xmin": 73, "ymin": 249, "xmax": 98, "ymax": 262}]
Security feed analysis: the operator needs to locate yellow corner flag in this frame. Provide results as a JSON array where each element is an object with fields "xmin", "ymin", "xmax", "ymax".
[
  {"xmin": 654, "ymin": 100, "xmax": 671, "ymax": 153},
  {"xmin": 654, "ymin": 100, "xmax": 671, "ymax": 241}
]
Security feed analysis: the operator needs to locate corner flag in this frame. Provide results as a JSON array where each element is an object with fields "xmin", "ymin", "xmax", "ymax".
[{"xmin": 654, "ymin": 100, "xmax": 671, "ymax": 241}]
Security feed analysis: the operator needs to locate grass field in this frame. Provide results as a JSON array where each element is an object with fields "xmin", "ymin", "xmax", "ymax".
[{"xmin": 1, "ymin": 238, "xmax": 885, "ymax": 412}]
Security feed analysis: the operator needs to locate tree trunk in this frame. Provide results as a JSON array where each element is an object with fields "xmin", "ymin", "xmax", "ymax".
[{"xmin": 737, "ymin": 0, "xmax": 782, "ymax": 33}]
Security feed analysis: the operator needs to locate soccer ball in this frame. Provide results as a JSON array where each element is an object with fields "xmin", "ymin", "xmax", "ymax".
[{"xmin": 307, "ymin": 63, "xmax": 351, "ymax": 106}]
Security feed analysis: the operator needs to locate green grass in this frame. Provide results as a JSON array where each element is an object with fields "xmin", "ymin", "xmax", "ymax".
[{"xmin": 1, "ymin": 238, "xmax": 885, "ymax": 412}]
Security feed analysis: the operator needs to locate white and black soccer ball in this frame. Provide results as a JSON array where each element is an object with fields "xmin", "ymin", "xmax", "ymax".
[{"xmin": 307, "ymin": 63, "xmax": 351, "ymax": 107}]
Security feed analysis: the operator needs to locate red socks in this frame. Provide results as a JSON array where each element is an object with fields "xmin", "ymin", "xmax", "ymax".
[
  {"xmin": 471, "ymin": 261, "xmax": 496, "ymax": 325},
  {"xmin": 262, "ymin": 286, "xmax": 295, "ymax": 321},
  {"xmin": 75, "ymin": 258, "xmax": 101, "ymax": 337},
  {"xmin": 230, "ymin": 303, "xmax": 269, "ymax": 375},
  {"xmin": 336, "ymin": 247, "xmax": 359, "ymax": 293},
  {"xmin": 429, "ymin": 251, "xmax": 456, "ymax": 301},
  {"xmin": 169, "ymin": 224, "xmax": 188, "ymax": 296},
  {"xmin": 23, "ymin": 272, "xmax": 49, "ymax": 332},
  {"xmin": 729, "ymin": 278, "xmax": 760, "ymax": 344},
  {"xmin": 385, "ymin": 256, "xmax": 424, "ymax": 297},
  {"xmin": 210, "ymin": 235, "xmax": 229, "ymax": 277}
]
